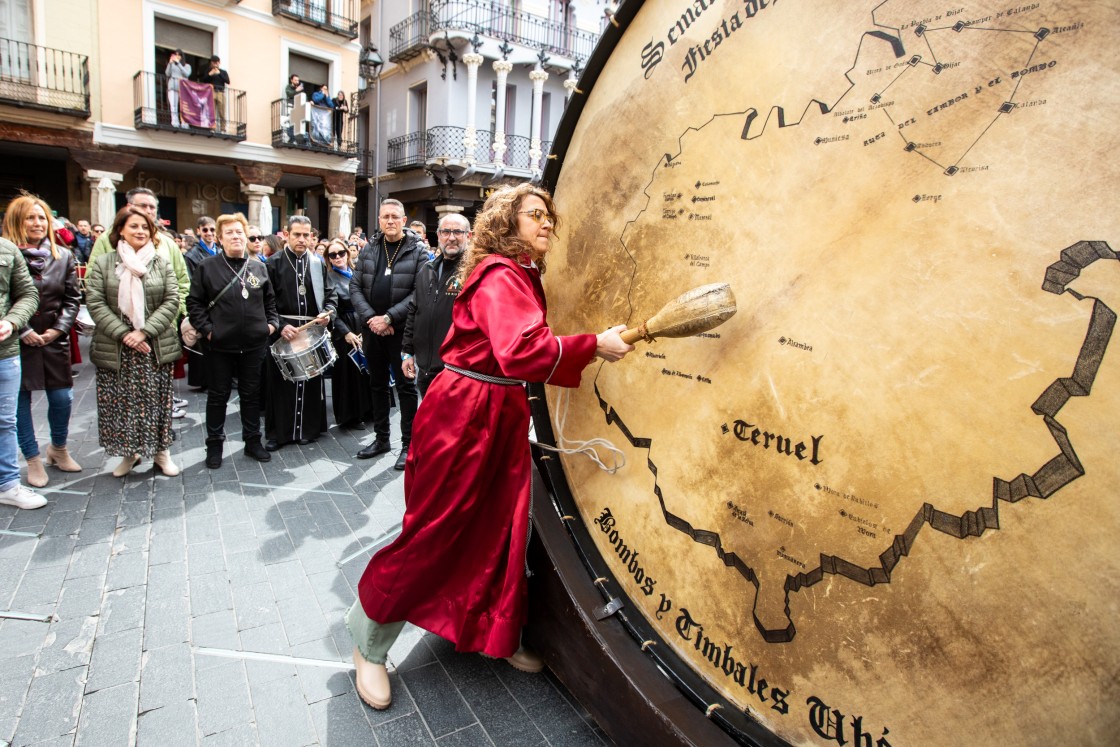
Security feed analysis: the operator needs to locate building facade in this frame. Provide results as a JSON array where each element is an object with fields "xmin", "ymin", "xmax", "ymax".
[
  {"xmin": 0, "ymin": 0, "xmax": 362, "ymax": 236},
  {"xmin": 356, "ymin": 0, "xmax": 611, "ymax": 235}
]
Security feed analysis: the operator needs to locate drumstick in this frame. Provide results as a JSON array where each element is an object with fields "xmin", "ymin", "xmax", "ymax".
[
  {"xmin": 619, "ymin": 283, "xmax": 736, "ymax": 344},
  {"xmin": 291, "ymin": 310, "xmax": 333, "ymax": 333}
]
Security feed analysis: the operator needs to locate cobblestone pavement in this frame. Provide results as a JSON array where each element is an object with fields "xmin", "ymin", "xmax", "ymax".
[{"xmin": 0, "ymin": 346, "xmax": 611, "ymax": 747}]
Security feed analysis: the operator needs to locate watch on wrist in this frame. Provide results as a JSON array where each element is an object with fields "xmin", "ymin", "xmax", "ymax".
[{"xmin": 401, "ymin": 353, "xmax": 413, "ymax": 361}]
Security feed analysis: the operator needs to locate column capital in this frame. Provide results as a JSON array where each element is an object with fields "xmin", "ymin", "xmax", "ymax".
[
  {"xmin": 492, "ymin": 59, "xmax": 514, "ymax": 75},
  {"xmin": 529, "ymin": 69, "xmax": 549, "ymax": 84},
  {"xmin": 240, "ymin": 183, "xmax": 275, "ymax": 197},
  {"xmin": 563, "ymin": 79, "xmax": 579, "ymax": 93},
  {"xmin": 326, "ymin": 193, "xmax": 358, "ymax": 207},
  {"xmin": 434, "ymin": 204, "xmax": 465, "ymax": 216},
  {"xmin": 462, "ymin": 52, "xmax": 484, "ymax": 68},
  {"xmin": 84, "ymin": 170, "xmax": 124, "ymax": 184}
]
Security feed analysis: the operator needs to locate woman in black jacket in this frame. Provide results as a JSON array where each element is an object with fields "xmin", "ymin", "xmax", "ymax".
[
  {"xmin": 3, "ymin": 194, "xmax": 82, "ymax": 487},
  {"xmin": 186, "ymin": 213, "xmax": 278, "ymax": 468},
  {"xmin": 325, "ymin": 238, "xmax": 373, "ymax": 428}
]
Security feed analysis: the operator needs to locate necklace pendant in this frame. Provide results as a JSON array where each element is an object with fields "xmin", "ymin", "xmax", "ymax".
[
  {"xmin": 241, "ymin": 287, "xmax": 249, "ymax": 299},
  {"xmin": 298, "ymin": 284, "xmax": 307, "ymax": 296},
  {"xmin": 384, "ymin": 267, "xmax": 391, "ymax": 277}
]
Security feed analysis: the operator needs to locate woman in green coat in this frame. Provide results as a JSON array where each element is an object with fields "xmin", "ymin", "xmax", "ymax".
[{"xmin": 85, "ymin": 205, "xmax": 181, "ymax": 477}]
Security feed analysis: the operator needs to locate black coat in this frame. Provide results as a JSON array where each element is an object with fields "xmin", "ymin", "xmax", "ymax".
[
  {"xmin": 402, "ymin": 253, "xmax": 462, "ymax": 372},
  {"xmin": 19, "ymin": 245, "xmax": 80, "ymax": 391},
  {"xmin": 349, "ymin": 229, "xmax": 426, "ymax": 329},
  {"xmin": 187, "ymin": 254, "xmax": 278, "ymax": 353}
]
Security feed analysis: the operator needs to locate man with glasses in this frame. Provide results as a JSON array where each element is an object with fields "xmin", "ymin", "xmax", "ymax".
[
  {"xmin": 184, "ymin": 216, "xmax": 220, "ymax": 391},
  {"xmin": 401, "ymin": 214, "xmax": 469, "ymax": 396},
  {"xmin": 351, "ymin": 199, "xmax": 424, "ymax": 468},
  {"xmin": 87, "ymin": 187, "xmax": 192, "ymax": 415}
]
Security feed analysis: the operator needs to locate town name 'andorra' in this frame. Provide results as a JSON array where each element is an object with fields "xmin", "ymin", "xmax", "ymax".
[{"xmin": 640, "ymin": 0, "xmax": 781, "ymax": 83}]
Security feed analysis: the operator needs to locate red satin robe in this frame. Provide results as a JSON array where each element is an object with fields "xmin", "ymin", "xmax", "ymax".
[{"xmin": 357, "ymin": 255, "xmax": 596, "ymax": 657}]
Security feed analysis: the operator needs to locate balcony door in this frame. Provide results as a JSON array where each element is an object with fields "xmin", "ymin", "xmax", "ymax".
[{"xmin": 0, "ymin": 0, "xmax": 33, "ymax": 83}]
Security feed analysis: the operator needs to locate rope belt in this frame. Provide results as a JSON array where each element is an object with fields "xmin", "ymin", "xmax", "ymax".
[{"xmin": 444, "ymin": 363, "xmax": 524, "ymax": 387}]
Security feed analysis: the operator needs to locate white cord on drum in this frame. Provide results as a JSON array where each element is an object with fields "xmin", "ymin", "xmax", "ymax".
[{"xmin": 530, "ymin": 387, "xmax": 626, "ymax": 474}]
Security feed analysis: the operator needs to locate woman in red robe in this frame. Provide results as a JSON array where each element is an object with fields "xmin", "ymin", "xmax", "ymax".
[{"xmin": 347, "ymin": 184, "xmax": 634, "ymax": 710}]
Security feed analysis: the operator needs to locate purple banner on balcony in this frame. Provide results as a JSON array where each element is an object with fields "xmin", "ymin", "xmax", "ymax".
[{"xmin": 179, "ymin": 80, "xmax": 215, "ymax": 129}]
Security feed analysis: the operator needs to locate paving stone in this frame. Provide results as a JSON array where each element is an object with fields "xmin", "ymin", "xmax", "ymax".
[
  {"xmin": 147, "ymin": 529, "xmax": 187, "ymax": 565},
  {"xmin": 524, "ymin": 680, "xmax": 608, "ymax": 747},
  {"xmin": 216, "ymin": 521, "xmax": 257, "ymax": 555},
  {"xmin": 0, "ymin": 655, "xmax": 34, "ymax": 726},
  {"xmin": 276, "ymin": 596, "xmax": 329, "ymax": 647},
  {"xmin": 114, "ymin": 524, "xmax": 151, "ymax": 553},
  {"xmin": 265, "ymin": 560, "xmax": 315, "ymax": 602},
  {"xmin": 135, "ymin": 700, "xmax": 198, "ymax": 747},
  {"xmin": 86, "ymin": 626, "xmax": 143, "ymax": 694},
  {"xmin": 195, "ymin": 661, "xmax": 252, "ymax": 737},
  {"xmin": 437, "ymin": 723, "xmax": 499, "ymax": 747},
  {"xmin": 230, "ymin": 581, "xmax": 279, "ymax": 631},
  {"xmin": 292, "ymin": 638, "xmax": 350, "ymax": 704},
  {"xmin": 54, "ymin": 574, "xmax": 105, "ymax": 621},
  {"xmin": 187, "ymin": 540, "xmax": 227, "ymax": 576},
  {"xmin": 185, "ymin": 513, "xmax": 221, "ymax": 545},
  {"xmin": 401, "ymin": 662, "xmax": 478, "ymax": 738},
  {"xmin": 36, "ymin": 616, "xmax": 98, "ymax": 675},
  {"xmin": 75, "ymin": 680, "xmax": 138, "ymax": 747},
  {"xmin": 0, "ymin": 612, "xmax": 54, "ymax": 659},
  {"xmin": 97, "ymin": 586, "xmax": 146, "ymax": 634},
  {"xmin": 29, "ymin": 535, "xmax": 78, "ymax": 567},
  {"xmin": 190, "ymin": 609, "xmax": 240, "ymax": 656},
  {"xmin": 372, "ymin": 711, "xmax": 437, "ymax": 746},
  {"xmin": 105, "ymin": 549, "xmax": 148, "ymax": 591},
  {"xmin": 65, "ymin": 541, "xmax": 112, "ymax": 581},
  {"xmin": 12, "ymin": 563, "xmax": 68, "ymax": 607},
  {"xmin": 139, "ymin": 643, "xmax": 194, "ymax": 712},
  {"xmin": 224, "ymin": 550, "xmax": 268, "ymax": 588},
  {"xmin": 42, "ymin": 509, "xmax": 83, "ymax": 537},
  {"xmin": 189, "ymin": 572, "xmax": 233, "ymax": 617},
  {"xmin": 11, "ymin": 667, "xmax": 86, "ymax": 746},
  {"xmin": 309, "ymin": 692, "xmax": 374, "ymax": 747},
  {"xmin": 200, "ymin": 722, "xmax": 259, "ymax": 746},
  {"xmin": 248, "ymin": 674, "xmax": 317, "ymax": 747}
]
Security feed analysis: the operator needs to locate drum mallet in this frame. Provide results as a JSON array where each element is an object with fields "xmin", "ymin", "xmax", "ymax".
[{"xmin": 619, "ymin": 283, "xmax": 737, "ymax": 344}]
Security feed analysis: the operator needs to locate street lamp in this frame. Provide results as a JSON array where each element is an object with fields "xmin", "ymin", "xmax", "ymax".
[{"xmin": 359, "ymin": 46, "xmax": 384, "ymax": 83}]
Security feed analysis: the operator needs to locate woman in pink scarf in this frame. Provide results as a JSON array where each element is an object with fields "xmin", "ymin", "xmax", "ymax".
[{"xmin": 85, "ymin": 206, "xmax": 182, "ymax": 477}]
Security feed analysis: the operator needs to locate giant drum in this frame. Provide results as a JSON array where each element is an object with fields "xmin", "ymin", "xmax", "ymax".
[{"xmin": 532, "ymin": 1, "xmax": 1120, "ymax": 745}]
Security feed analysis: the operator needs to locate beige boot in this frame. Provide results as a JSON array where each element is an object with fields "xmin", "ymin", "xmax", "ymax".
[
  {"xmin": 112, "ymin": 454, "xmax": 141, "ymax": 478},
  {"xmin": 24, "ymin": 455, "xmax": 48, "ymax": 488},
  {"xmin": 153, "ymin": 450, "xmax": 180, "ymax": 477},
  {"xmin": 45, "ymin": 444, "xmax": 82, "ymax": 472},
  {"xmin": 352, "ymin": 648, "xmax": 391, "ymax": 710}
]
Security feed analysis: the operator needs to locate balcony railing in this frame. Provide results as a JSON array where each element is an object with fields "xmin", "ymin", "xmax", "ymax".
[
  {"xmin": 389, "ymin": 10, "xmax": 431, "ymax": 63},
  {"xmin": 432, "ymin": 0, "xmax": 598, "ymax": 60},
  {"xmin": 272, "ymin": 0, "xmax": 358, "ymax": 39},
  {"xmin": 0, "ymin": 37, "xmax": 89, "ymax": 116},
  {"xmin": 271, "ymin": 98, "xmax": 358, "ymax": 157},
  {"xmin": 388, "ymin": 127, "xmax": 553, "ymax": 172},
  {"xmin": 132, "ymin": 71, "xmax": 246, "ymax": 140},
  {"xmin": 357, "ymin": 149, "xmax": 375, "ymax": 178}
]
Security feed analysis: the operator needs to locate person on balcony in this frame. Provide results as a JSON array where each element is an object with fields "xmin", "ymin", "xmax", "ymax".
[
  {"xmin": 202, "ymin": 56, "xmax": 230, "ymax": 134},
  {"xmin": 332, "ymin": 90, "xmax": 349, "ymax": 150},
  {"xmin": 283, "ymin": 74, "xmax": 305, "ymax": 144},
  {"xmin": 165, "ymin": 49, "xmax": 191, "ymax": 129}
]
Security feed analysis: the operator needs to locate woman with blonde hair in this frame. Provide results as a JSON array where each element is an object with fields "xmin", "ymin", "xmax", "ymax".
[
  {"xmin": 2, "ymin": 194, "xmax": 82, "ymax": 488},
  {"xmin": 85, "ymin": 205, "xmax": 182, "ymax": 477},
  {"xmin": 345, "ymin": 183, "xmax": 634, "ymax": 710}
]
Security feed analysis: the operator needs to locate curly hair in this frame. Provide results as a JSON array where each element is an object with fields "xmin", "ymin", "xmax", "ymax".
[
  {"xmin": 456, "ymin": 183, "xmax": 560, "ymax": 287},
  {"xmin": 3, "ymin": 192, "xmax": 59, "ymax": 258}
]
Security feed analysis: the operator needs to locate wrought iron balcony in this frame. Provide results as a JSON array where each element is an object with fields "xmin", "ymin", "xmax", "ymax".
[
  {"xmin": 0, "ymin": 37, "xmax": 89, "ymax": 116},
  {"xmin": 432, "ymin": 0, "xmax": 598, "ymax": 60},
  {"xmin": 271, "ymin": 98, "xmax": 358, "ymax": 157},
  {"xmin": 272, "ymin": 0, "xmax": 358, "ymax": 39},
  {"xmin": 388, "ymin": 126, "xmax": 552, "ymax": 173},
  {"xmin": 389, "ymin": 10, "xmax": 431, "ymax": 63},
  {"xmin": 357, "ymin": 149, "xmax": 375, "ymax": 179},
  {"xmin": 132, "ymin": 71, "xmax": 246, "ymax": 140}
]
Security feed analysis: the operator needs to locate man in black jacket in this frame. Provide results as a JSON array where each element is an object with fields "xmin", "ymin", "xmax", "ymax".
[
  {"xmin": 351, "ymin": 198, "xmax": 424, "ymax": 468},
  {"xmin": 401, "ymin": 213, "xmax": 468, "ymax": 396}
]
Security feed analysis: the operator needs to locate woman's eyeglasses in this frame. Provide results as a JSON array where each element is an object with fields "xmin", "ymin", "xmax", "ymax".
[
  {"xmin": 327, "ymin": 251, "xmax": 347, "ymax": 258},
  {"xmin": 517, "ymin": 209, "xmax": 555, "ymax": 224}
]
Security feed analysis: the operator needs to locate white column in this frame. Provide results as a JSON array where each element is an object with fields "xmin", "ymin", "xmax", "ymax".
[
  {"xmin": 326, "ymin": 194, "xmax": 358, "ymax": 239},
  {"xmin": 491, "ymin": 60, "xmax": 513, "ymax": 166},
  {"xmin": 241, "ymin": 184, "xmax": 275, "ymax": 232},
  {"xmin": 85, "ymin": 170, "xmax": 124, "ymax": 227},
  {"xmin": 462, "ymin": 52, "xmax": 484, "ymax": 164},
  {"xmin": 529, "ymin": 69, "xmax": 549, "ymax": 173}
]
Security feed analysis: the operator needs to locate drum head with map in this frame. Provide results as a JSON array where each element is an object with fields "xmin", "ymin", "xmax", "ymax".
[{"xmin": 542, "ymin": 1, "xmax": 1119, "ymax": 745}]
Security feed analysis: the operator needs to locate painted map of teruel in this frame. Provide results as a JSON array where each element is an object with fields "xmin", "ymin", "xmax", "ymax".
[{"xmin": 547, "ymin": 2, "xmax": 1119, "ymax": 745}]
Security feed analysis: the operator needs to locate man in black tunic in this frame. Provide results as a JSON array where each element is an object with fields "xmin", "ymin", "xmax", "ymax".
[
  {"xmin": 351, "ymin": 199, "xmax": 424, "ymax": 469},
  {"xmin": 264, "ymin": 216, "xmax": 337, "ymax": 451}
]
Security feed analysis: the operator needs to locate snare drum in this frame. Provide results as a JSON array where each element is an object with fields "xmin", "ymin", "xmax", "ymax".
[{"xmin": 270, "ymin": 325, "xmax": 337, "ymax": 382}]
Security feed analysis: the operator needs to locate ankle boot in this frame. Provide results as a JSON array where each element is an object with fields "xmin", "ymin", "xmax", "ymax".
[
  {"xmin": 112, "ymin": 454, "xmax": 141, "ymax": 477},
  {"xmin": 244, "ymin": 438, "xmax": 271, "ymax": 462},
  {"xmin": 25, "ymin": 455, "xmax": 48, "ymax": 487},
  {"xmin": 45, "ymin": 444, "xmax": 82, "ymax": 472},
  {"xmin": 153, "ymin": 450, "xmax": 180, "ymax": 476},
  {"xmin": 205, "ymin": 442, "xmax": 223, "ymax": 469}
]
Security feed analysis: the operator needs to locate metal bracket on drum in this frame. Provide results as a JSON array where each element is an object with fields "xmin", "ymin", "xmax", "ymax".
[{"xmin": 594, "ymin": 596, "xmax": 624, "ymax": 620}]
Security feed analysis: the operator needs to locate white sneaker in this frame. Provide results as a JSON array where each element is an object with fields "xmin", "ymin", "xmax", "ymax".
[
  {"xmin": 0, "ymin": 484, "xmax": 47, "ymax": 510},
  {"xmin": 173, "ymin": 397, "xmax": 188, "ymax": 408},
  {"xmin": 171, "ymin": 407, "xmax": 186, "ymax": 419}
]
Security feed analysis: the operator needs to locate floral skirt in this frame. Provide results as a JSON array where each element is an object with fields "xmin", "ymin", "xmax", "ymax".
[{"xmin": 96, "ymin": 346, "xmax": 174, "ymax": 457}]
